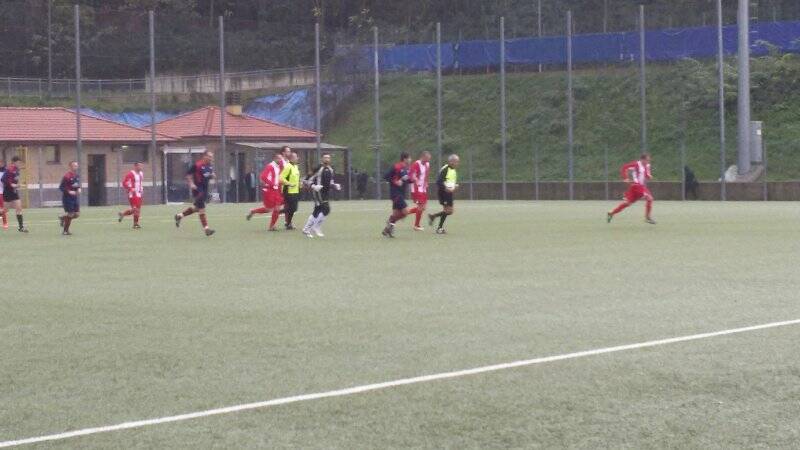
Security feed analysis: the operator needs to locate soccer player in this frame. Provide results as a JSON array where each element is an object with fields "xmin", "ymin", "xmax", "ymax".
[
  {"xmin": 0, "ymin": 159, "xmax": 7, "ymax": 230},
  {"xmin": 118, "ymin": 162, "xmax": 145, "ymax": 229},
  {"xmin": 174, "ymin": 150, "xmax": 216, "ymax": 236},
  {"xmin": 428, "ymin": 154, "xmax": 460, "ymax": 234},
  {"xmin": 381, "ymin": 152, "xmax": 414, "ymax": 238},
  {"xmin": 246, "ymin": 151, "xmax": 284, "ymax": 231},
  {"xmin": 3, "ymin": 156, "xmax": 28, "ymax": 232},
  {"xmin": 280, "ymin": 152, "xmax": 301, "ymax": 230},
  {"xmin": 58, "ymin": 161, "xmax": 81, "ymax": 236},
  {"xmin": 607, "ymin": 153, "xmax": 656, "ymax": 225},
  {"xmin": 302, "ymin": 153, "xmax": 340, "ymax": 238},
  {"xmin": 409, "ymin": 151, "xmax": 432, "ymax": 231}
]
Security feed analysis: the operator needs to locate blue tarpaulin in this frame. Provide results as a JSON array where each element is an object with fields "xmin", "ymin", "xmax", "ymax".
[{"xmin": 367, "ymin": 21, "xmax": 800, "ymax": 72}]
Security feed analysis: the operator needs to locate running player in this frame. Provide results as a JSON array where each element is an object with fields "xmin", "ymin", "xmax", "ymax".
[
  {"xmin": 409, "ymin": 151, "xmax": 431, "ymax": 231},
  {"xmin": 174, "ymin": 151, "xmax": 216, "ymax": 236},
  {"xmin": 302, "ymin": 153, "xmax": 340, "ymax": 238},
  {"xmin": 381, "ymin": 152, "xmax": 414, "ymax": 238},
  {"xmin": 280, "ymin": 152, "xmax": 301, "ymax": 230},
  {"xmin": 3, "ymin": 156, "xmax": 28, "ymax": 232},
  {"xmin": 0, "ymin": 160, "xmax": 7, "ymax": 230},
  {"xmin": 428, "ymin": 154, "xmax": 460, "ymax": 234},
  {"xmin": 246, "ymin": 151, "xmax": 284, "ymax": 231},
  {"xmin": 607, "ymin": 153, "xmax": 656, "ymax": 225},
  {"xmin": 58, "ymin": 161, "xmax": 81, "ymax": 236},
  {"xmin": 118, "ymin": 162, "xmax": 145, "ymax": 229}
]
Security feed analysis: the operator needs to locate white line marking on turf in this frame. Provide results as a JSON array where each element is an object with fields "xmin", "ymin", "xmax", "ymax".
[{"xmin": 3, "ymin": 318, "xmax": 799, "ymax": 448}]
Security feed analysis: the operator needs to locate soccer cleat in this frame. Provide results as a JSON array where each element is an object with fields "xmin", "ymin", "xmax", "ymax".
[
  {"xmin": 133, "ymin": 224, "xmax": 142, "ymax": 230},
  {"xmin": 174, "ymin": 214, "xmax": 182, "ymax": 228},
  {"xmin": 303, "ymin": 229, "xmax": 314, "ymax": 238},
  {"xmin": 436, "ymin": 228, "xmax": 447, "ymax": 235},
  {"xmin": 18, "ymin": 226, "xmax": 28, "ymax": 233},
  {"xmin": 62, "ymin": 231, "xmax": 72, "ymax": 236},
  {"xmin": 246, "ymin": 212, "xmax": 253, "ymax": 221},
  {"xmin": 285, "ymin": 224, "xmax": 295, "ymax": 231},
  {"xmin": 205, "ymin": 228, "xmax": 215, "ymax": 237},
  {"xmin": 313, "ymin": 228, "xmax": 325, "ymax": 238},
  {"xmin": 427, "ymin": 214, "xmax": 435, "ymax": 227},
  {"xmin": 607, "ymin": 212, "xmax": 613, "ymax": 223},
  {"xmin": 382, "ymin": 223, "xmax": 395, "ymax": 238},
  {"xmin": 118, "ymin": 212, "xmax": 124, "ymax": 223},
  {"xmin": 413, "ymin": 226, "xmax": 425, "ymax": 231},
  {"xmin": 268, "ymin": 227, "xmax": 279, "ymax": 232},
  {"xmin": 645, "ymin": 218, "xmax": 657, "ymax": 225}
]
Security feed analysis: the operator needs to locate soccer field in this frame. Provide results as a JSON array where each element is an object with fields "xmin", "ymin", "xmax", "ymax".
[{"xmin": 2, "ymin": 200, "xmax": 800, "ymax": 448}]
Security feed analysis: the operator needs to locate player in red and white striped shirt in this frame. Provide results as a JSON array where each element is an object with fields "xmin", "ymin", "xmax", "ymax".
[
  {"xmin": 246, "ymin": 151, "xmax": 284, "ymax": 231},
  {"xmin": 408, "ymin": 151, "xmax": 431, "ymax": 231},
  {"xmin": 118, "ymin": 162, "xmax": 145, "ymax": 229},
  {"xmin": 607, "ymin": 153, "xmax": 656, "ymax": 225}
]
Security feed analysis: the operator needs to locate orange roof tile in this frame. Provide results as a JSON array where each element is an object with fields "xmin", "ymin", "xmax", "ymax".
[{"xmin": 152, "ymin": 106, "xmax": 318, "ymax": 141}]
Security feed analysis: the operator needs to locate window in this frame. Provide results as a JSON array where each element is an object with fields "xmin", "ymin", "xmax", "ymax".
[
  {"xmin": 121, "ymin": 145, "xmax": 148, "ymax": 164},
  {"xmin": 44, "ymin": 145, "xmax": 60, "ymax": 164}
]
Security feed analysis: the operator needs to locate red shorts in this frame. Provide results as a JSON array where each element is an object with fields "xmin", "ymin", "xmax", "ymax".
[
  {"xmin": 129, "ymin": 196, "xmax": 143, "ymax": 209},
  {"xmin": 262, "ymin": 190, "xmax": 284, "ymax": 209},
  {"xmin": 624, "ymin": 184, "xmax": 652, "ymax": 203},
  {"xmin": 412, "ymin": 192, "xmax": 428, "ymax": 206}
]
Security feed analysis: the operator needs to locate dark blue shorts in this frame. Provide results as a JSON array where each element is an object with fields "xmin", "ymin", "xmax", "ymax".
[
  {"xmin": 391, "ymin": 196, "xmax": 407, "ymax": 211},
  {"xmin": 192, "ymin": 189, "xmax": 209, "ymax": 209},
  {"xmin": 62, "ymin": 196, "xmax": 80, "ymax": 213}
]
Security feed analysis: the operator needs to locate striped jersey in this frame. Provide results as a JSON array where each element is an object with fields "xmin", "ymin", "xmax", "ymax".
[
  {"xmin": 409, "ymin": 160, "xmax": 430, "ymax": 194},
  {"xmin": 621, "ymin": 160, "xmax": 652, "ymax": 186},
  {"xmin": 123, "ymin": 170, "xmax": 144, "ymax": 198}
]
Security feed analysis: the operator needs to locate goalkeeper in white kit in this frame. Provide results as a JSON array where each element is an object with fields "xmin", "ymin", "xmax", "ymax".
[{"xmin": 302, "ymin": 153, "xmax": 341, "ymax": 238}]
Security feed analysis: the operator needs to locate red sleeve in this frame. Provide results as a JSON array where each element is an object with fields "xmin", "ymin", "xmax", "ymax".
[
  {"xmin": 409, "ymin": 162, "xmax": 419, "ymax": 181},
  {"xmin": 122, "ymin": 172, "xmax": 133, "ymax": 191},
  {"xmin": 259, "ymin": 167, "xmax": 270, "ymax": 186},
  {"xmin": 620, "ymin": 162, "xmax": 636, "ymax": 180}
]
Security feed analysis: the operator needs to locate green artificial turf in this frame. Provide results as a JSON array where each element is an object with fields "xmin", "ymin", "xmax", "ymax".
[{"xmin": 2, "ymin": 200, "xmax": 799, "ymax": 448}]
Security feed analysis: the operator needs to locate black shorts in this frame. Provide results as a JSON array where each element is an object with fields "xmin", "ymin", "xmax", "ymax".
[
  {"xmin": 3, "ymin": 190, "xmax": 19, "ymax": 202},
  {"xmin": 392, "ymin": 196, "xmax": 408, "ymax": 211},
  {"xmin": 62, "ymin": 196, "xmax": 80, "ymax": 213},
  {"xmin": 284, "ymin": 193, "xmax": 299, "ymax": 214},
  {"xmin": 439, "ymin": 191, "xmax": 454, "ymax": 207},
  {"xmin": 192, "ymin": 189, "xmax": 209, "ymax": 209}
]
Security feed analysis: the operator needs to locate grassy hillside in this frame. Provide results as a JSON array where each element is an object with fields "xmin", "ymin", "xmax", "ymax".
[{"xmin": 327, "ymin": 55, "xmax": 800, "ymax": 182}]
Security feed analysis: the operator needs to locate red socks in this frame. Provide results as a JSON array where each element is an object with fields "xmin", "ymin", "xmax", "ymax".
[
  {"xmin": 414, "ymin": 210, "xmax": 423, "ymax": 227},
  {"xmin": 645, "ymin": 199, "xmax": 653, "ymax": 218},
  {"xmin": 181, "ymin": 207, "xmax": 195, "ymax": 217},
  {"xmin": 250, "ymin": 207, "xmax": 269, "ymax": 215},
  {"xmin": 133, "ymin": 213, "xmax": 140, "ymax": 226},
  {"xmin": 199, "ymin": 213, "xmax": 208, "ymax": 229},
  {"xmin": 122, "ymin": 209, "xmax": 134, "ymax": 217},
  {"xmin": 610, "ymin": 202, "xmax": 630, "ymax": 215},
  {"xmin": 269, "ymin": 210, "xmax": 280, "ymax": 229},
  {"xmin": 1, "ymin": 211, "xmax": 6, "ymax": 225},
  {"xmin": 389, "ymin": 211, "xmax": 407, "ymax": 224}
]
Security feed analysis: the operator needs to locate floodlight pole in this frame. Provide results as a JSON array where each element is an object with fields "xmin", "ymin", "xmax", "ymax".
[
  {"xmin": 737, "ymin": 0, "xmax": 752, "ymax": 175},
  {"xmin": 47, "ymin": 0, "xmax": 52, "ymax": 96},
  {"xmin": 373, "ymin": 26, "xmax": 382, "ymax": 201},
  {"xmin": 436, "ymin": 22, "xmax": 443, "ymax": 169},
  {"xmin": 537, "ymin": 0, "xmax": 543, "ymax": 72},
  {"xmin": 639, "ymin": 5, "xmax": 647, "ymax": 154},
  {"xmin": 315, "ymin": 22, "xmax": 322, "ymax": 162}
]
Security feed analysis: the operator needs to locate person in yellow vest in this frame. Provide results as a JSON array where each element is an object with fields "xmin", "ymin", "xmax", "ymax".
[
  {"xmin": 428, "ymin": 154, "xmax": 460, "ymax": 234},
  {"xmin": 280, "ymin": 152, "xmax": 302, "ymax": 230}
]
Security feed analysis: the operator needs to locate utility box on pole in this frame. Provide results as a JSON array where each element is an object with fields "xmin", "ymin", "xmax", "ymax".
[{"xmin": 750, "ymin": 121, "xmax": 764, "ymax": 164}]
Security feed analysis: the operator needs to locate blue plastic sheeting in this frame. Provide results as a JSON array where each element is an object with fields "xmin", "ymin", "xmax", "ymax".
[
  {"xmin": 367, "ymin": 21, "xmax": 800, "ymax": 72},
  {"xmin": 80, "ymin": 109, "xmax": 179, "ymax": 128},
  {"xmin": 245, "ymin": 88, "xmax": 315, "ymax": 130}
]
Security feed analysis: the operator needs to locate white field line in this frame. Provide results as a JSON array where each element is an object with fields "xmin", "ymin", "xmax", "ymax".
[{"xmin": 2, "ymin": 318, "xmax": 799, "ymax": 448}]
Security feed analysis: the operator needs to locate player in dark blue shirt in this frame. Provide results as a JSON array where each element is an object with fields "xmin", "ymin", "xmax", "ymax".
[
  {"xmin": 381, "ymin": 152, "xmax": 414, "ymax": 238},
  {"xmin": 58, "ymin": 161, "xmax": 81, "ymax": 235},
  {"xmin": 174, "ymin": 151, "xmax": 216, "ymax": 236},
  {"xmin": 3, "ymin": 156, "xmax": 28, "ymax": 232}
]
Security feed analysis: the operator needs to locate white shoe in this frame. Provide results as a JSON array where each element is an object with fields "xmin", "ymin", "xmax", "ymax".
[
  {"xmin": 413, "ymin": 226, "xmax": 424, "ymax": 231},
  {"xmin": 313, "ymin": 227, "xmax": 325, "ymax": 237},
  {"xmin": 303, "ymin": 229, "xmax": 314, "ymax": 238}
]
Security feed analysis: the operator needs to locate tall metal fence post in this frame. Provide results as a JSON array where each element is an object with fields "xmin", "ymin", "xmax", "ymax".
[
  {"xmin": 567, "ymin": 11, "xmax": 574, "ymax": 201},
  {"xmin": 315, "ymin": 22, "xmax": 322, "ymax": 162},
  {"xmin": 533, "ymin": 145, "xmax": 540, "ymax": 201},
  {"xmin": 219, "ymin": 16, "xmax": 227, "ymax": 203},
  {"xmin": 680, "ymin": 135, "xmax": 687, "ymax": 201},
  {"xmin": 500, "ymin": 17, "xmax": 508, "ymax": 201},
  {"xmin": 74, "ymin": 5, "xmax": 83, "ymax": 205},
  {"xmin": 436, "ymin": 22, "xmax": 443, "ymax": 169},
  {"xmin": 604, "ymin": 146, "xmax": 609, "ymax": 201},
  {"xmin": 763, "ymin": 140, "xmax": 768, "ymax": 201},
  {"xmin": 47, "ymin": 0, "xmax": 52, "ymax": 96},
  {"xmin": 117, "ymin": 147, "xmax": 122, "ymax": 206},
  {"xmin": 468, "ymin": 147, "xmax": 474, "ymax": 201},
  {"xmin": 373, "ymin": 26, "xmax": 382, "ymax": 201},
  {"xmin": 149, "ymin": 10, "xmax": 158, "ymax": 204},
  {"xmin": 737, "ymin": 0, "xmax": 752, "ymax": 175},
  {"xmin": 37, "ymin": 146, "xmax": 44, "ymax": 207},
  {"xmin": 537, "ymin": 0, "xmax": 542, "ymax": 73},
  {"xmin": 639, "ymin": 4, "xmax": 647, "ymax": 153},
  {"xmin": 717, "ymin": 0, "xmax": 727, "ymax": 201}
]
